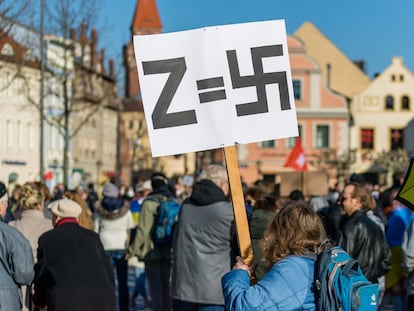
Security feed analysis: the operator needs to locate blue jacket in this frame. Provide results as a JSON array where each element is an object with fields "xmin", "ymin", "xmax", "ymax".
[{"xmin": 222, "ymin": 255, "xmax": 315, "ymax": 311}]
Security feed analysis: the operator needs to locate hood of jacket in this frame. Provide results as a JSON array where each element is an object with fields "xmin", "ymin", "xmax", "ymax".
[
  {"xmin": 95, "ymin": 199, "xmax": 129, "ymax": 220},
  {"xmin": 189, "ymin": 179, "xmax": 227, "ymax": 206},
  {"xmin": 149, "ymin": 184, "xmax": 174, "ymax": 198}
]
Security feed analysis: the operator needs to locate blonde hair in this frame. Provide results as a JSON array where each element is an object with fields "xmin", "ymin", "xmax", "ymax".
[
  {"xmin": 20, "ymin": 182, "xmax": 45, "ymax": 210},
  {"xmin": 198, "ymin": 164, "xmax": 228, "ymax": 188},
  {"xmin": 260, "ymin": 200, "xmax": 326, "ymax": 264}
]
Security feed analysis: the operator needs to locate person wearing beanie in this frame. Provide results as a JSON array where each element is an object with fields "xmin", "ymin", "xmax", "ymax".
[
  {"xmin": 94, "ymin": 182, "xmax": 134, "ymax": 311},
  {"xmin": 33, "ymin": 198, "xmax": 116, "ymax": 311},
  {"xmin": 0, "ymin": 181, "xmax": 34, "ymax": 310},
  {"xmin": 129, "ymin": 171, "xmax": 176, "ymax": 311}
]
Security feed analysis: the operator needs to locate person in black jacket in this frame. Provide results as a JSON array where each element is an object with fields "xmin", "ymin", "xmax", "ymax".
[
  {"xmin": 339, "ymin": 182, "xmax": 391, "ymax": 283},
  {"xmin": 33, "ymin": 198, "xmax": 116, "ymax": 311}
]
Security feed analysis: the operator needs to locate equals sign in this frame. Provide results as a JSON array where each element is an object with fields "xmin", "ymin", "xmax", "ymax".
[{"xmin": 197, "ymin": 77, "xmax": 227, "ymax": 103}]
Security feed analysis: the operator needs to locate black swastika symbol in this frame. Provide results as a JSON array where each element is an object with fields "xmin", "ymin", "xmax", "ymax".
[
  {"xmin": 141, "ymin": 45, "xmax": 291, "ymax": 130},
  {"xmin": 226, "ymin": 44, "xmax": 291, "ymax": 116}
]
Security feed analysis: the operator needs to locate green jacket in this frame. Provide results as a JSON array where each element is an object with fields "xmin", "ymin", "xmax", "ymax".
[
  {"xmin": 128, "ymin": 194, "xmax": 171, "ymax": 262},
  {"xmin": 249, "ymin": 208, "xmax": 277, "ymax": 280}
]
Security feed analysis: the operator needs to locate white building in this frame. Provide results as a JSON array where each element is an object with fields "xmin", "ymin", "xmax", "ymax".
[{"xmin": 351, "ymin": 56, "xmax": 414, "ymax": 180}]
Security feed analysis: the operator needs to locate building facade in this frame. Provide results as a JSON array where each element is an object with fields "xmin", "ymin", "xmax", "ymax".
[
  {"xmin": 350, "ymin": 56, "xmax": 413, "ymax": 184},
  {"xmin": 0, "ymin": 22, "xmax": 43, "ymax": 185},
  {"xmin": 0, "ymin": 21, "xmax": 119, "ymax": 189}
]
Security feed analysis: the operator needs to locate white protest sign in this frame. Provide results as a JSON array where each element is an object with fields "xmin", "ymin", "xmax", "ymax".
[{"xmin": 134, "ymin": 19, "xmax": 298, "ymax": 157}]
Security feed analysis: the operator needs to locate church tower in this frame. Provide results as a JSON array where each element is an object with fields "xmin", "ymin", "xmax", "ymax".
[{"xmin": 123, "ymin": 0, "xmax": 162, "ymax": 98}]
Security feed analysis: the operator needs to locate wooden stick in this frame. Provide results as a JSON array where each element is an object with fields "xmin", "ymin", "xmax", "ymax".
[{"xmin": 224, "ymin": 145, "xmax": 254, "ymax": 265}]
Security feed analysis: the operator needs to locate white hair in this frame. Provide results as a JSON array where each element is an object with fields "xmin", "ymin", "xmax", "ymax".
[{"xmin": 199, "ymin": 164, "xmax": 228, "ymax": 188}]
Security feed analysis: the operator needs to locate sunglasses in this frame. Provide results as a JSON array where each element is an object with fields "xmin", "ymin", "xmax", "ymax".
[{"xmin": 339, "ymin": 196, "xmax": 349, "ymax": 203}]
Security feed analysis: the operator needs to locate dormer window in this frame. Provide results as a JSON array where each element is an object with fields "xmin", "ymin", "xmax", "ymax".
[{"xmin": 1, "ymin": 43, "xmax": 14, "ymax": 56}]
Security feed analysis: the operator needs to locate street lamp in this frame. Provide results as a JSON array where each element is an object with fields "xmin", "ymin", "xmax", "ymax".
[{"xmin": 39, "ymin": 0, "xmax": 45, "ymax": 181}]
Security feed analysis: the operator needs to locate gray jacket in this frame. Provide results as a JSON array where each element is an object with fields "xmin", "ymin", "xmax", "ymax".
[
  {"xmin": 0, "ymin": 221, "xmax": 34, "ymax": 310},
  {"xmin": 171, "ymin": 180, "xmax": 235, "ymax": 305},
  {"xmin": 403, "ymin": 219, "xmax": 414, "ymax": 272}
]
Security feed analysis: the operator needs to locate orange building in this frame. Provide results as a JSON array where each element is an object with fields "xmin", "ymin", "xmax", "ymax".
[{"xmin": 235, "ymin": 35, "xmax": 350, "ymax": 191}]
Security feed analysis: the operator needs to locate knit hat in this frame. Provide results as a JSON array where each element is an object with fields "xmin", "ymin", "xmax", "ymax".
[
  {"xmin": 102, "ymin": 183, "xmax": 119, "ymax": 198},
  {"xmin": 0, "ymin": 182, "xmax": 6, "ymax": 200},
  {"xmin": 48, "ymin": 199, "xmax": 82, "ymax": 218}
]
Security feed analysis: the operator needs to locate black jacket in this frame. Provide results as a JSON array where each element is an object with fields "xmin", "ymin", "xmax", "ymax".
[
  {"xmin": 34, "ymin": 221, "xmax": 116, "ymax": 311},
  {"xmin": 339, "ymin": 210, "xmax": 391, "ymax": 282}
]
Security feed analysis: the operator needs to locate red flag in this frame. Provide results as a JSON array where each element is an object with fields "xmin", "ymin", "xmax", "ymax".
[{"xmin": 284, "ymin": 137, "xmax": 307, "ymax": 171}]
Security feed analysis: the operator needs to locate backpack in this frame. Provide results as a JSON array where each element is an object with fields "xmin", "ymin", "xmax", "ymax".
[
  {"xmin": 149, "ymin": 196, "xmax": 181, "ymax": 245},
  {"xmin": 314, "ymin": 245, "xmax": 379, "ymax": 311}
]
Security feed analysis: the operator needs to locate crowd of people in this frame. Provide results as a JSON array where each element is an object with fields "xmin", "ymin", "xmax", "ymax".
[{"xmin": 1, "ymin": 166, "xmax": 414, "ymax": 310}]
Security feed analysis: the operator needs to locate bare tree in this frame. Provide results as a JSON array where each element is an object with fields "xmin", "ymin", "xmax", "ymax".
[
  {"xmin": 0, "ymin": 0, "xmax": 33, "ymax": 33},
  {"xmin": 0, "ymin": 0, "xmax": 121, "ymax": 186},
  {"xmin": 309, "ymin": 148, "xmax": 356, "ymax": 189},
  {"xmin": 374, "ymin": 149, "xmax": 409, "ymax": 186},
  {"xmin": 39, "ymin": 0, "xmax": 119, "ymax": 185},
  {"xmin": 0, "ymin": 0, "xmax": 37, "ymax": 92}
]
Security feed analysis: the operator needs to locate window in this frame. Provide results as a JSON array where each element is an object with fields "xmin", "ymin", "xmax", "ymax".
[
  {"xmin": 1, "ymin": 43, "xmax": 13, "ymax": 56},
  {"xmin": 402, "ymin": 96, "xmax": 410, "ymax": 110},
  {"xmin": 27, "ymin": 122, "xmax": 34, "ymax": 150},
  {"xmin": 360, "ymin": 128, "xmax": 374, "ymax": 149},
  {"xmin": 400, "ymin": 75, "xmax": 404, "ymax": 82},
  {"xmin": 292, "ymin": 80, "xmax": 302, "ymax": 100},
  {"xmin": 128, "ymin": 120, "xmax": 134, "ymax": 129},
  {"xmin": 385, "ymin": 95, "xmax": 394, "ymax": 110},
  {"xmin": 260, "ymin": 140, "xmax": 275, "ymax": 148},
  {"xmin": 23, "ymin": 51, "xmax": 36, "ymax": 61},
  {"xmin": 6, "ymin": 120, "xmax": 13, "ymax": 149},
  {"xmin": 315, "ymin": 125, "xmax": 329, "ymax": 148},
  {"xmin": 391, "ymin": 75, "xmax": 396, "ymax": 82},
  {"xmin": 286, "ymin": 125, "xmax": 303, "ymax": 148},
  {"xmin": 17, "ymin": 121, "xmax": 23, "ymax": 150},
  {"xmin": 390, "ymin": 129, "xmax": 404, "ymax": 150}
]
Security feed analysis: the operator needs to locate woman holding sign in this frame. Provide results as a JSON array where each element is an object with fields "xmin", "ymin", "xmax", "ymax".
[{"xmin": 222, "ymin": 200, "xmax": 326, "ymax": 310}]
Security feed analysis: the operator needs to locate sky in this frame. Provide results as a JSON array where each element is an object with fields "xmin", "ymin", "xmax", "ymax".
[{"xmin": 100, "ymin": 0, "xmax": 414, "ymax": 80}]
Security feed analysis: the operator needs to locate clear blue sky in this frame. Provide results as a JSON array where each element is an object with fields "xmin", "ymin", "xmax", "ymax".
[{"xmin": 102, "ymin": 0, "xmax": 414, "ymax": 79}]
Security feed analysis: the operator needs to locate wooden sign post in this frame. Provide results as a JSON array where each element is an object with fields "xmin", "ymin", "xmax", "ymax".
[{"xmin": 224, "ymin": 145, "xmax": 253, "ymax": 265}]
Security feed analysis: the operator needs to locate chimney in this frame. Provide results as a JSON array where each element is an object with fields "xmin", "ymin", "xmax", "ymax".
[
  {"xmin": 326, "ymin": 63, "xmax": 331, "ymax": 89},
  {"xmin": 79, "ymin": 23, "xmax": 87, "ymax": 45},
  {"xmin": 109, "ymin": 59, "xmax": 114, "ymax": 77},
  {"xmin": 353, "ymin": 60, "xmax": 365, "ymax": 73},
  {"xmin": 91, "ymin": 28, "xmax": 98, "ymax": 46},
  {"xmin": 100, "ymin": 48, "xmax": 106, "ymax": 74},
  {"xmin": 70, "ymin": 28, "xmax": 76, "ymax": 41},
  {"xmin": 90, "ymin": 28, "xmax": 98, "ymax": 67}
]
